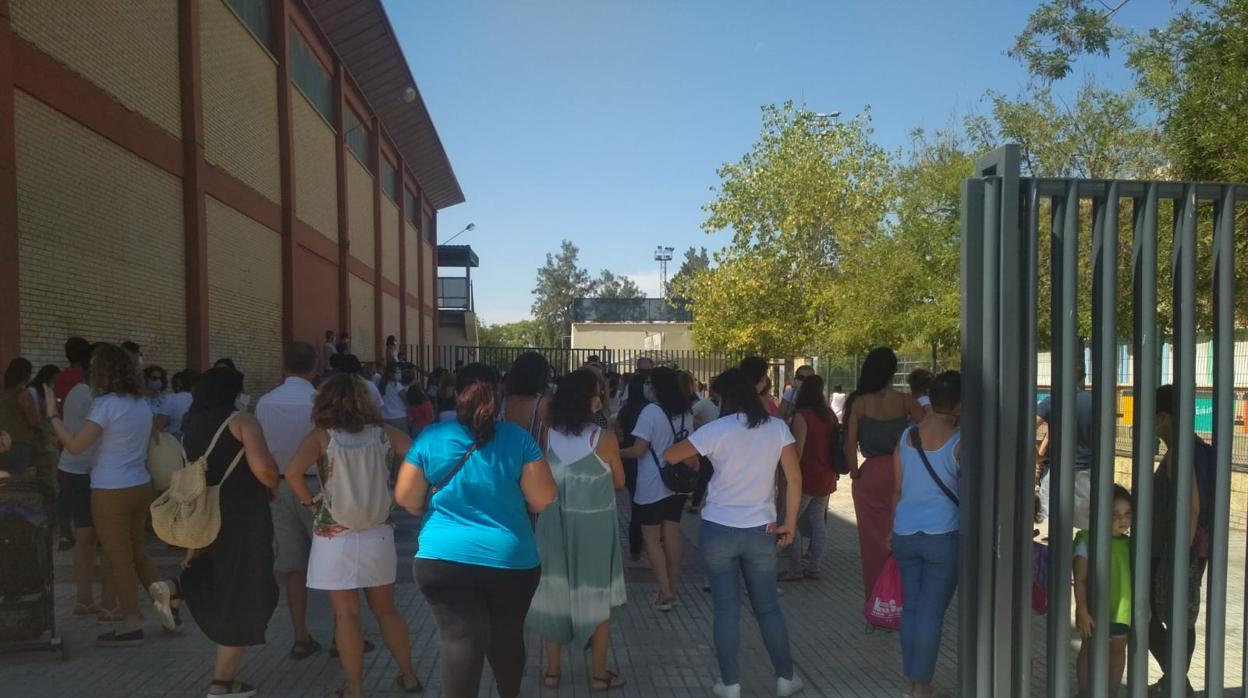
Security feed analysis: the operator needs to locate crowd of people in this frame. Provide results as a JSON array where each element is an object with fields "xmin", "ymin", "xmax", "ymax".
[{"xmin": 0, "ymin": 333, "xmax": 1214, "ymax": 697}]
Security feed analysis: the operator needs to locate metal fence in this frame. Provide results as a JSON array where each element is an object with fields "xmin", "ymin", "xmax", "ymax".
[
  {"xmin": 961, "ymin": 145, "xmax": 1246, "ymax": 697},
  {"xmin": 402, "ymin": 344, "xmax": 742, "ymax": 383}
]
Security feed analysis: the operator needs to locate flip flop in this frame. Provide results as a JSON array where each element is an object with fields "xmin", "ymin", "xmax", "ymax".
[
  {"xmin": 289, "ymin": 638, "xmax": 323, "ymax": 661},
  {"xmin": 73, "ymin": 602, "xmax": 101, "ymax": 616},
  {"xmin": 207, "ymin": 680, "xmax": 256, "ymax": 697},
  {"xmin": 591, "ymin": 670, "xmax": 626, "ymax": 692},
  {"xmin": 395, "ymin": 674, "xmax": 424, "ymax": 694}
]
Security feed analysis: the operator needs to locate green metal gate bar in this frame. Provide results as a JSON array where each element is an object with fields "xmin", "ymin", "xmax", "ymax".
[{"xmin": 960, "ymin": 145, "xmax": 1246, "ymax": 697}]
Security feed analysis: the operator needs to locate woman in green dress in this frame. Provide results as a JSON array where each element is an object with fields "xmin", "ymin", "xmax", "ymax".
[{"xmin": 528, "ymin": 369, "xmax": 627, "ymax": 692}]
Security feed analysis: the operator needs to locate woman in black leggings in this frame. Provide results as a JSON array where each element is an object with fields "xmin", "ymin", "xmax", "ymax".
[{"xmin": 396, "ymin": 363, "xmax": 557, "ymax": 697}]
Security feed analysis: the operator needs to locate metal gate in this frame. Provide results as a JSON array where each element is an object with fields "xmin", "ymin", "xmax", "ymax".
[{"xmin": 960, "ymin": 145, "xmax": 1244, "ymax": 697}]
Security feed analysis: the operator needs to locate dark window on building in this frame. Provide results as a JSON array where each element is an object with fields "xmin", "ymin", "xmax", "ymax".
[
  {"xmin": 381, "ymin": 161, "xmax": 397, "ymax": 202},
  {"xmin": 226, "ymin": 0, "xmax": 270, "ymax": 48},
  {"xmin": 344, "ymin": 108, "xmax": 371, "ymax": 168},
  {"xmin": 289, "ymin": 27, "xmax": 333, "ymax": 122},
  {"xmin": 404, "ymin": 189, "xmax": 418, "ymax": 226},
  {"xmin": 422, "ymin": 210, "xmax": 435, "ymax": 244}
]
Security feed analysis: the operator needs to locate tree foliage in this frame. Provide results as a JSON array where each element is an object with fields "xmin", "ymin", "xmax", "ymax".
[
  {"xmin": 593, "ymin": 270, "xmax": 645, "ymax": 299},
  {"xmin": 476, "ymin": 318, "xmax": 544, "ymax": 348},
  {"xmin": 667, "ymin": 247, "xmax": 710, "ymax": 302},
  {"xmin": 682, "ymin": 103, "xmax": 895, "ymax": 355},
  {"xmin": 531, "ymin": 240, "xmax": 593, "ymax": 346},
  {"xmin": 1009, "ymin": 0, "xmax": 1130, "ymax": 82}
]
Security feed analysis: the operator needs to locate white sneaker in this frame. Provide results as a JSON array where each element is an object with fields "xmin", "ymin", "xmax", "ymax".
[
  {"xmin": 777, "ymin": 674, "xmax": 805, "ymax": 697},
  {"xmin": 712, "ymin": 681, "xmax": 741, "ymax": 698},
  {"xmin": 149, "ymin": 581, "xmax": 178, "ymax": 632}
]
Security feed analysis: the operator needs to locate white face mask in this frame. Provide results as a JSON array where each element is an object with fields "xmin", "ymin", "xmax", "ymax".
[{"xmin": 148, "ymin": 378, "xmax": 163, "ymax": 391}]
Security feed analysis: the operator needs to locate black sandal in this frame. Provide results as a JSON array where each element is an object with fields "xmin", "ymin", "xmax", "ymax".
[
  {"xmin": 289, "ymin": 638, "xmax": 323, "ymax": 661},
  {"xmin": 207, "ymin": 679, "xmax": 256, "ymax": 697},
  {"xmin": 395, "ymin": 674, "xmax": 424, "ymax": 694}
]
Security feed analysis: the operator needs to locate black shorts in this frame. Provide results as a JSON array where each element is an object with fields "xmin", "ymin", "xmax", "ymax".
[
  {"xmin": 57, "ymin": 471, "xmax": 93, "ymax": 529},
  {"xmin": 635, "ymin": 495, "xmax": 687, "ymax": 526},
  {"xmin": 1110, "ymin": 623, "xmax": 1129, "ymax": 638}
]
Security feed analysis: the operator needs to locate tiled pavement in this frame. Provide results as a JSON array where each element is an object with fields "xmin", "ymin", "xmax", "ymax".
[{"xmin": 1, "ymin": 492, "xmax": 1244, "ymax": 696}]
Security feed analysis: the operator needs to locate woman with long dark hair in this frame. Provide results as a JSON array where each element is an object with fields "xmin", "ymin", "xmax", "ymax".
[
  {"xmin": 0, "ymin": 358, "xmax": 38, "ymax": 477},
  {"xmin": 618, "ymin": 366, "xmax": 695, "ymax": 611},
  {"xmin": 663, "ymin": 368, "xmax": 804, "ymax": 697},
  {"xmin": 396, "ymin": 363, "xmax": 557, "ymax": 698},
  {"xmin": 780, "ymin": 374, "xmax": 839, "ymax": 581},
  {"xmin": 286, "ymin": 374, "xmax": 421, "ymax": 698},
  {"xmin": 843, "ymin": 347, "xmax": 924, "ymax": 599},
  {"xmin": 501, "ymin": 351, "xmax": 551, "ymax": 448},
  {"xmin": 529, "ymin": 369, "xmax": 627, "ymax": 691},
  {"xmin": 179, "ymin": 367, "xmax": 282, "ymax": 697},
  {"xmin": 614, "ymin": 373, "xmax": 650, "ymax": 566}
]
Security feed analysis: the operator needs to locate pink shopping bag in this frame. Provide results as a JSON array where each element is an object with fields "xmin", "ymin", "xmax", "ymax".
[{"xmin": 864, "ymin": 555, "xmax": 903, "ymax": 630}]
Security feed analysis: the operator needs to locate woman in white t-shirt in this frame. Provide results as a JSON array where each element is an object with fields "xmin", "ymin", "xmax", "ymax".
[
  {"xmin": 45, "ymin": 344, "xmax": 181, "ymax": 648},
  {"xmin": 377, "ymin": 361, "xmax": 408, "ymax": 431},
  {"xmin": 618, "ymin": 366, "xmax": 696, "ymax": 612},
  {"xmin": 663, "ymin": 367, "xmax": 805, "ymax": 698}
]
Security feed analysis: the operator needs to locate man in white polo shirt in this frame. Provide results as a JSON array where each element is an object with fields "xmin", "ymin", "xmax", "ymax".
[{"xmin": 256, "ymin": 342, "xmax": 324, "ymax": 660}]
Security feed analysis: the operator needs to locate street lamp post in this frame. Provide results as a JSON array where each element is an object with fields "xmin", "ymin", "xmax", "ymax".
[{"xmin": 654, "ymin": 246, "xmax": 675, "ymax": 298}]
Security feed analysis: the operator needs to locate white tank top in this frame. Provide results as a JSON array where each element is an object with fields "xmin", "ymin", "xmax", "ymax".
[{"xmin": 546, "ymin": 426, "xmax": 605, "ymax": 471}]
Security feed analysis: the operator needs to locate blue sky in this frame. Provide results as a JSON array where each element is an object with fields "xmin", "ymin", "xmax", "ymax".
[{"xmin": 385, "ymin": 0, "xmax": 1173, "ymax": 325}]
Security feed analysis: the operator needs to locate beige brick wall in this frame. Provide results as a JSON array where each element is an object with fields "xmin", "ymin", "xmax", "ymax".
[
  {"xmin": 405, "ymin": 222, "xmax": 419, "ymax": 296},
  {"xmin": 349, "ymin": 275, "xmax": 376, "ymax": 363},
  {"xmin": 382, "ymin": 294, "xmax": 400, "ymax": 349},
  {"xmin": 206, "ymin": 197, "xmax": 282, "ymax": 393},
  {"xmin": 406, "ymin": 306, "xmax": 420, "ymax": 348},
  {"xmin": 293, "ymin": 93, "xmax": 337, "ymax": 240},
  {"xmin": 347, "ymin": 158, "xmax": 374, "ymax": 266},
  {"xmin": 14, "ymin": 91, "xmax": 185, "ymax": 370},
  {"xmin": 422, "ymin": 240, "xmax": 435, "ymax": 311},
  {"xmin": 200, "ymin": 0, "xmax": 280, "ymax": 203},
  {"xmin": 423, "ymin": 315, "xmax": 434, "ymax": 351},
  {"xmin": 12, "ymin": 0, "xmax": 181, "ymax": 137},
  {"xmin": 381, "ymin": 199, "xmax": 399, "ymax": 284}
]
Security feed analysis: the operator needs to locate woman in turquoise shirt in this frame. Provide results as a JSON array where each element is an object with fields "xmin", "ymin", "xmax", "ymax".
[{"xmin": 395, "ymin": 363, "xmax": 557, "ymax": 698}]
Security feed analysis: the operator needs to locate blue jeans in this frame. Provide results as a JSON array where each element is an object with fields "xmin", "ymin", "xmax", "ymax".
[
  {"xmin": 700, "ymin": 520, "xmax": 794, "ymax": 685},
  {"xmin": 785, "ymin": 494, "xmax": 829, "ymax": 571},
  {"xmin": 892, "ymin": 531, "xmax": 959, "ymax": 683}
]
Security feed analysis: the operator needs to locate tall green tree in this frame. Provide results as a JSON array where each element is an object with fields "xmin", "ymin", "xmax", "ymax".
[
  {"xmin": 531, "ymin": 240, "xmax": 593, "ymax": 346},
  {"xmin": 592, "ymin": 270, "xmax": 645, "ymax": 299},
  {"xmin": 684, "ymin": 103, "xmax": 895, "ymax": 355},
  {"xmin": 667, "ymin": 247, "xmax": 711, "ymax": 302}
]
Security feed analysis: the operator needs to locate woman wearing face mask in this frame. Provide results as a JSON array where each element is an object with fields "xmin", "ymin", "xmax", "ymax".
[{"xmin": 143, "ymin": 366, "xmax": 172, "ymax": 434}]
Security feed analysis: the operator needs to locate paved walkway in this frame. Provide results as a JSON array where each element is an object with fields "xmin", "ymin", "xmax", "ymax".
[{"xmin": 1, "ymin": 492, "xmax": 1243, "ymax": 696}]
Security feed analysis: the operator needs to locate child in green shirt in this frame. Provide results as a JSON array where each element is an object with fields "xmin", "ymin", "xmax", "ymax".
[{"xmin": 1073, "ymin": 484, "xmax": 1133, "ymax": 697}]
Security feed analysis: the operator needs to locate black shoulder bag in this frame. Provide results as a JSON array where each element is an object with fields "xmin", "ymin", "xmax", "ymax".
[
  {"xmin": 649, "ymin": 410, "xmax": 699, "ymax": 495},
  {"xmin": 909, "ymin": 428, "xmax": 958, "ymax": 506},
  {"xmin": 423, "ymin": 444, "xmax": 478, "ymax": 513}
]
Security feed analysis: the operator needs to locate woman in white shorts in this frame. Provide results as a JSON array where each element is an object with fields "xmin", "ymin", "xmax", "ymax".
[{"xmin": 285, "ymin": 374, "xmax": 423, "ymax": 698}]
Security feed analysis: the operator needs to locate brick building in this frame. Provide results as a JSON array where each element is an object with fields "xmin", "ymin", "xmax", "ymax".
[{"xmin": 0, "ymin": 0, "xmax": 463, "ymax": 391}]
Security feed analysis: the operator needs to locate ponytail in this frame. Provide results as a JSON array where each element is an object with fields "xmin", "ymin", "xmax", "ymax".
[{"xmin": 455, "ymin": 363, "xmax": 500, "ymax": 446}]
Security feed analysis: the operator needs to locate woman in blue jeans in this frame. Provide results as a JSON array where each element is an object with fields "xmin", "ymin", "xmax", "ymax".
[
  {"xmin": 664, "ymin": 367, "xmax": 805, "ymax": 698},
  {"xmin": 891, "ymin": 370, "xmax": 961, "ymax": 698}
]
